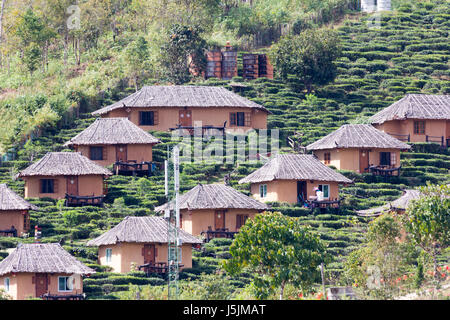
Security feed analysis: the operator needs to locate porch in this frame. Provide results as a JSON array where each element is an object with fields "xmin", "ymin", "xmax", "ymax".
[
  {"xmin": 138, "ymin": 262, "xmax": 184, "ymax": 276},
  {"xmin": 0, "ymin": 227, "xmax": 17, "ymax": 237},
  {"xmin": 425, "ymin": 135, "xmax": 449, "ymax": 147},
  {"xmin": 169, "ymin": 122, "xmax": 227, "ymax": 136},
  {"xmin": 113, "ymin": 160, "xmax": 157, "ymax": 177},
  {"xmin": 367, "ymin": 165, "xmax": 401, "ymax": 177},
  {"xmin": 65, "ymin": 193, "xmax": 105, "ymax": 207},
  {"xmin": 40, "ymin": 293, "xmax": 86, "ymax": 300},
  {"xmin": 306, "ymin": 199, "xmax": 341, "ymax": 211},
  {"xmin": 200, "ymin": 227, "xmax": 238, "ymax": 243}
]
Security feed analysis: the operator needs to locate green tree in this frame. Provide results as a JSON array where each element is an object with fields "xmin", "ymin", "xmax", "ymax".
[
  {"xmin": 160, "ymin": 24, "xmax": 207, "ymax": 84},
  {"xmin": 124, "ymin": 36, "xmax": 150, "ymax": 91},
  {"xmin": 269, "ymin": 28, "xmax": 341, "ymax": 92},
  {"xmin": 344, "ymin": 213, "xmax": 416, "ymax": 299},
  {"xmin": 224, "ymin": 212, "xmax": 327, "ymax": 300},
  {"xmin": 405, "ymin": 184, "xmax": 450, "ymax": 282}
]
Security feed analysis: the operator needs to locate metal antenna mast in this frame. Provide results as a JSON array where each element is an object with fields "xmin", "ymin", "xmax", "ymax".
[{"xmin": 165, "ymin": 146, "xmax": 181, "ymax": 299}]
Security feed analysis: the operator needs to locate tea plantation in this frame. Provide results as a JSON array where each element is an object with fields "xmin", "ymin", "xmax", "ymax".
[{"xmin": 0, "ymin": 1, "xmax": 449, "ymax": 299}]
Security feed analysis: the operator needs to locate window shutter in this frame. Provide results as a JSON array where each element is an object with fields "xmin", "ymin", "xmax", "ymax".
[
  {"xmin": 139, "ymin": 112, "xmax": 143, "ymax": 126},
  {"xmin": 230, "ymin": 113, "xmax": 236, "ymax": 126},
  {"xmin": 244, "ymin": 112, "xmax": 251, "ymax": 127},
  {"xmin": 32, "ymin": 276, "xmax": 35, "ymax": 284},
  {"xmin": 53, "ymin": 179, "xmax": 59, "ymax": 194},
  {"xmin": 153, "ymin": 111, "xmax": 159, "ymax": 125},
  {"xmin": 236, "ymin": 215, "xmax": 241, "ymax": 229},
  {"xmin": 102, "ymin": 147, "xmax": 107, "ymax": 160},
  {"xmin": 141, "ymin": 247, "xmax": 145, "ymax": 256}
]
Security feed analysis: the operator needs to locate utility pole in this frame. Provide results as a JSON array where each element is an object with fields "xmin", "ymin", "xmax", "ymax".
[{"xmin": 166, "ymin": 146, "xmax": 181, "ymax": 300}]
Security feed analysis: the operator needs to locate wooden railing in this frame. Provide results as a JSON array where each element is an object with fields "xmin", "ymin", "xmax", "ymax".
[
  {"xmin": 386, "ymin": 133, "xmax": 410, "ymax": 142},
  {"xmin": 113, "ymin": 161, "xmax": 156, "ymax": 177},
  {"xmin": 169, "ymin": 122, "xmax": 227, "ymax": 136},
  {"xmin": 426, "ymin": 135, "xmax": 446, "ymax": 146},
  {"xmin": 201, "ymin": 227, "xmax": 238, "ymax": 242},
  {"xmin": 0, "ymin": 227, "xmax": 17, "ymax": 237},
  {"xmin": 138, "ymin": 262, "xmax": 184, "ymax": 275},
  {"xmin": 368, "ymin": 165, "xmax": 401, "ymax": 177},
  {"xmin": 40, "ymin": 293, "xmax": 86, "ymax": 300},
  {"xmin": 306, "ymin": 199, "xmax": 341, "ymax": 211},
  {"xmin": 65, "ymin": 193, "xmax": 105, "ymax": 207}
]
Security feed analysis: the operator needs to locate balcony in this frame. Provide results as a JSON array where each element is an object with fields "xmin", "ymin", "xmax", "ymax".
[
  {"xmin": 138, "ymin": 262, "xmax": 184, "ymax": 276},
  {"xmin": 65, "ymin": 193, "xmax": 105, "ymax": 207},
  {"xmin": 169, "ymin": 122, "xmax": 227, "ymax": 136},
  {"xmin": 367, "ymin": 165, "xmax": 401, "ymax": 177},
  {"xmin": 387, "ymin": 133, "xmax": 410, "ymax": 142},
  {"xmin": 306, "ymin": 198, "xmax": 341, "ymax": 211},
  {"xmin": 113, "ymin": 160, "xmax": 157, "ymax": 177},
  {"xmin": 0, "ymin": 227, "xmax": 17, "ymax": 237},
  {"xmin": 426, "ymin": 135, "xmax": 449, "ymax": 147}
]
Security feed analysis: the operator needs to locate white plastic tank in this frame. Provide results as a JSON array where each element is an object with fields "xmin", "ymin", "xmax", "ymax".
[
  {"xmin": 361, "ymin": 0, "xmax": 376, "ymax": 13},
  {"xmin": 377, "ymin": 0, "xmax": 392, "ymax": 11}
]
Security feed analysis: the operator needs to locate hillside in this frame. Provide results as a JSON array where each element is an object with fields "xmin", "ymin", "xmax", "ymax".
[{"xmin": 0, "ymin": 0, "xmax": 449, "ymax": 300}]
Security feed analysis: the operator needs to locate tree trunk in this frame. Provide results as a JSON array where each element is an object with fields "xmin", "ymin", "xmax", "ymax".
[{"xmin": 279, "ymin": 280, "xmax": 286, "ymax": 300}]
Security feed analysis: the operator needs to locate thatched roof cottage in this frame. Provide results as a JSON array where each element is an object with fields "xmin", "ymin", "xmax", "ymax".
[
  {"xmin": 91, "ymin": 86, "xmax": 269, "ymax": 133},
  {"xmin": 370, "ymin": 94, "xmax": 450, "ymax": 146},
  {"xmin": 18, "ymin": 152, "xmax": 112, "ymax": 205},
  {"xmin": 306, "ymin": 124, "xmax": 411, "ymax": 174},
  {"xmin": 64, "ymin": 118, "xmax": 160, "ymax": 174},
  {"xmin": 0, "ymin": 184, "xmax": 38, "ymax": 237},
  {"xmin": 239, "ymin": 154, "xmax": 352, "ymax": 206},
  {"xmin": 155, "ymin": 184, "xmax": 269, "ymax": 238},
  {"xmin": 0, "ymin": 243, "xmax": 95, "ymax": 300},
  {"xmin": 357, "ymin": 189, "xmax": 421, "ymax": 217},
  {"xmin": 87, "ymin": 216, "xmax": 201, "ymax": 273}
]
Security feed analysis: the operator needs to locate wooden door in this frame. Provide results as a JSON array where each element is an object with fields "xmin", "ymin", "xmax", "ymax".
[
  {"xmin": 214, "ymin": 210, "xmax": 225, "ymax": 230},
  {"xmin": 35, "ymin": 273, "xmax": 48, "ymax": 298},
  {"xmin": 116, "ymin": 145, "xmax": 127, "ymax": 162},
  {"xmin": 142, "ymin": 244, "xmax": 155, "ymax": 264},
  {"xmin": 66, "ymin": 176, "xmax": 79, "ymax": 196},
  {"xmin": 297, "ymin": 181, "xmax": 307, "ymax": 203},
  {"xmin": 359, "ymin": 149, "xmax": 369, "ymax": 173},
  {"xmin": 179, "ymin": 109, "xmax": 192, "ymax": 127}
]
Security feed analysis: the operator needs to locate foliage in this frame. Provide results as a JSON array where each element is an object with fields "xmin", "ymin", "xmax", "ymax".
[
  {"xmin": 405, "ymin": 184, "xmax": 450, "ymax": 281},
  {"xmin": 160, "ymin": 24, "xmax": 207, "ymax": 84},
  {"xmin": 224, "ymin": 212, "xmax": 327, "ymax": 299},
  {"xmin": 269, "ymin": 28, "xmax": 342, "ymax": 92}
]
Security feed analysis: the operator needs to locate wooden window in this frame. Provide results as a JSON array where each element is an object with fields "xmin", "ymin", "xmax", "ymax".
[
  {"xmin": 58, "ymin": 276, "xmax": 72, "ymax": 292},
  {"xmin": 236, "ymin": 214, "xmax": 249, "ymax": 230},
  {"xmin": 244, "ymin": 112, "xmax": 251, "ymax": 126},
  {"xmin": 380, "ymin": 152, "xmax": 391, "ymax": 166},
  {"xmin": 4, "ymin": 278, "xmax": 10, "ymax": 292},
  {"xmin": 259, "ymin": 184, "xmax": 267, "ymax": 198},
  {"xmin": 236, "ymin": 112, "xmax": 245, "ymax": 126},
  {"xmin": 390, "ymin": 152, "xmax": 397, "ymax": 166},
  {"xmin": 40, "ymin": 179, "xmax": 54, "ymax": 194},
  {"xmin": 324, "ymin": 152, "xmax": 331, "ymax": 165},
  {"xmin": 230, "ymin": 113, "xmax": 236, "ymax": 126},
  {"xmin": 318, "ymin": 184, "xmax": 330, "ymax": 199},
  {"xmin": 24, "ymin": 212, "xmax": 30, "ymax": 231},
  {"xmin": 413, "ymin": 121, "xmax": 425, "ymax": 134},
  {"xmin": 139, "ymin": 111, "xmax": 155, "ymax": 126},
  {"xmin": 105, "ymin": 248, "xmax": 112, "ymax": 263},
  {"xmin": 89, "ymin": 146, "xmax": 103, "ymax": 160}
]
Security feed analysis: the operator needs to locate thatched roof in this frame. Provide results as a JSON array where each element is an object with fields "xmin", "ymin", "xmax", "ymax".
[
  {"xmin": 0, "ymin": 243, "xmax": 95, "ymax": 276},
  {"xmin": 64, "ymin": 118, "xmax": 160, "ymax": 147},
  {"xmin": 86, "ymin": 216, "xmax": 202, "ymax": 246},
  {"xmin": 92, "ymin": 85, "xmax": 269, "ymax": 116},
  {"xmin": 306, "ymin": 124, "xmax": 411, "ymax": 151},
  {"xmin": 357, "ymin": 189, "xmax": 421, "ymax": 216},
  {"xmin": 155, "ymin": 184, "xmax": 269, "ymax": 212},
  {"xmin": 370, "ymin": 94, "xmax": 450, "ymax": 124},
  {"xmin": 238, "ymin": 154, "xmax": 353, "ymax": 184},
  {"xmin": 19, "ymin": 152, "xmax": 112, "ymax": 177},
  {"xmin": 0, "ymin": 184, "xmax": 38, "ymax": 211}
]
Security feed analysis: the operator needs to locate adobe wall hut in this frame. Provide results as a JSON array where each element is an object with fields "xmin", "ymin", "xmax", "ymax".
[
  {"xmin": 155, "ymin": 184, "xmax": 269, "ymax": 239},
  {"xmin": 18, "ymin": 152, "xmax": 112, "ymax": 206},
  {"xmin": 64, "ymin": 118, "xmax": 160, "ymax": 175},
  {"xmin": 0, "ymin": 243, "xmax": 95, "ymax": 300},
  {"xmin": 306, "ymin": 124, "xmax": 411, "ymax": 175},
  {"xmin": 86, "ymin": 216, "xmax": 202, "ymax": 274},
  {"xmin": 91, "ymin": 86, "xmax": 270, "ymax": 133},
  {"xmin": 0, "ymin": 184, "xmax": 38, "ymax": 237},
  {"xmin": 238, "ymin": 154, "xmax": 353, "ymax": 207},
  {"xmin": 370, "ymin": 94, "xmax": 450, "ymax": 147}
]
